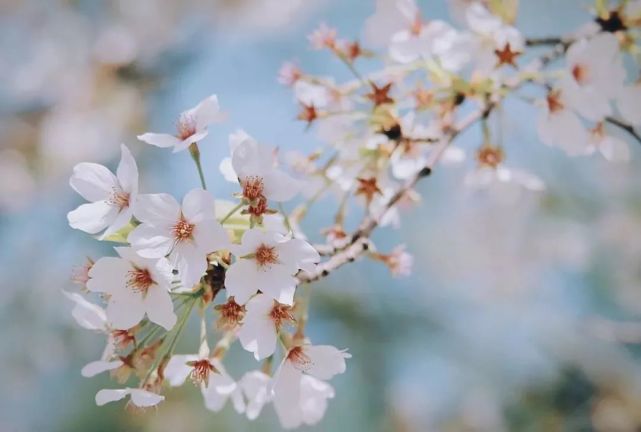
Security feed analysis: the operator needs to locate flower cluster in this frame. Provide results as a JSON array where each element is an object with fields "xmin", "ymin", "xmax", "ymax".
[{"xmin": 66, "ymin": 0, "xmax": 641, "ymax": 428}]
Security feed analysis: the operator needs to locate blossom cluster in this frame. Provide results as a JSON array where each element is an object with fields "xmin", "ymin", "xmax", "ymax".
[{"xmin": 65, "ymin": 0, "xmax": 641, "ymax": 428}]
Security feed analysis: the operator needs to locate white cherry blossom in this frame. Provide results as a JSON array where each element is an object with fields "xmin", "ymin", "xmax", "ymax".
[
  {"xmin": 237, "ymin": 293, "xmax": 295, "ymax": 360},
  {"xmin": 67, "ymin": 144, "xmax": 137, "ymax": 239},
  {"xmin": 586, "ymin": 123, "xmax": 630, "ymax": 163},
  {"xmin": 128, "ymin": 188, "xmax": 230, "ymax": 290},
  {"xmin": 537, "ymin": 88, "xmax": 589, "ymax": 155},
  {"xmin": 272, "ymin": 344, "xmax": 350, "ymax": 429},
  {"xmin": 225, "ymin": 229, "xmax": 320, "ymax": 305},
  {"xmin": 617, "ymin": 84, "xmax": 641, "ymax": 126},
  {"xmin": 560, "ymin": 33, "xmax": 625, "ymax": 121},
  {"xmin": 86, "ymin": 247, "xmax": 176, "ymax": 330},
  {"xmin": 240, "ymin": 370, "xmax": 272, "ymax": 420},
  {"xmin": 95, "ymin": 387, "xmax": 164, "ymax": 408},
  {"xmin": 137, "ymin": 94, "xmax": 224, "ymax": 153}
]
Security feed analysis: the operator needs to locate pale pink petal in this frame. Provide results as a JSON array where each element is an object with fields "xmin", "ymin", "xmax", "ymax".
[
  {"xmin": 164, "ymin": 354, "xmax": 199, "ymax": 386},
  {"xmin": 70, "ymin": 162, "xmax": 117, "ymax": 202},
  {"xmin": 190, "ymin": 94, "xmax": 224, "ymax": 130},
  {"xmin": 601, "ymin": 136, "xmax": 630, "ymax": 162},
  {"xmin": 273, "ymin": 360, "xmax": 303, "ymax": 429},
  {"xmin": 182, "ymin": 188, "xmax": 215, "ymax": 223},
  {"xmin": 193, "ymin": 221, "xmax": 230, "ymax": 254},
  {"xmin": 238, "ymin": 295, "xmax": 278, "ymax": 360},
  {"xmin": 116, "ymin": 144, "xmax": 138, "ymax": 195},
  {"xmin": 240, "ymin": 371, "xmax": 271, "ymax": 420},
  {"xmin": 67, "ymin": 201, "xmax": 117, "ymax": 234},
  {"xmin": 127, "ymin": 224, "xmax": 174, "ymax": 259},
  {"xmin": 100, "ymin": 206, "xmax": 133, "ymax": 240},
  {"xmin": 144, "ymin": 286, "xmax": 176, "ymax": 330},
  {"xmin": 263, "ymin": 170, "xmax": 300, "ymax": 202},
  {"xmin": 63, "ymin": 291, "xmax": 107, "ymax": 330},
  {"xmin": 172, "ymin": 242, "xmax": 207, "ymax": 290},
  {"xmin": 137, "ymin": 132, "xmax": 181, "ymax": 149},
  {"xmin": 129, "ymin": 389, "xmax": 164, "ymax": 407},
  {"xmin": 106, "ymin": 291, "xmax": 146, "ymax": 330},
  {"xmin": 81, "ymin": 360, "xmax": 124, "ymax": 377},
  {"xmin": 95, "ymin": 388, "xmax": 130, "ymax": 406},
  {"xmin": 224, "ymin": 259, "xmax": 261, "ymax": 305},
  {"xmin": 133, "ymin": 193, "xmax": 181, "ymax": 226},
  {"xmin": 87, "ymin": 257, "xmax": 130, "ymax": 295},
  {"xmin": 278, "ymin": 238, "xmax": 320, "ymax": 273},
  {"xmin": 173, "ymin": 130, "xmax": 209, "ymax": 153},
  {"xmin": 300, "ymin": 375, "xmax": 334, "ymax": 425},
  {"xmin": 302, "ymin": 345, "xmax": 351, "ymax": 380},
  {"xmin": 618, "ymin": 86, "xmax": 641, "ymax": 126}
]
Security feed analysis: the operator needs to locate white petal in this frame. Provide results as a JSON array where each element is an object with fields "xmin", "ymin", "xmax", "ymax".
[
  {"xmin": 81, "ymin": 360, "xmax": 123, "ymax": 377},
  {"xmin": 95, "ymin": 388, "xmax": 131, "ymax": 406},
  {"xmin": 190, "ymin": 94, "xmax": 224, "ymax": 130},
  {"xmin": 106, "ymin": 291, "xmax": 146, "ymax": 330},
  {"xmin": 238, "ymin": 295, "xmax": 278, "ymax": 360},
  {"xmin": 240, "ymin": 371, "xmax": 271, "ymax": 420},
  {"xmin": 219, "ymin": 157, "xmax": 238, "ymax": 183},
  {"xmin": 63, "ymin": 290, "xmax": 107, "ymax": 330},
  {"xmin": 144, "ymin": 285, "xmax": 177, "ymax": 330},
  {"xmin": 231, "ymin": 138, "xmax": 270, "ymax": 180},
  {"xmin": 164, "ymin": 354, "xmax": 199, "ymax": 386},
  {"xmin": 137, "ymin": 132, "xmax": 181, "ymax": 149},
  {"xmin": 67, "ymin": 201, "xmax": 117, "ymax": 234},
  {"xmin": 133, "ymin": 193, "xmax": 181, "ymax": 226},
  {"xmin": 87, "ymin": 257, "xmax": 130, "ymax": 295},
  {"xmin": 272, "ymin": 360, "xmax": 303, "ymax": 429},
  {"xmin": 173, "ymin": 130, "xmax": 209, "ymax": 153},
  {"xmin": 172, "ymin": 243, "xmax": 207, "ymax": 290},
  {"xmin": 202, "ymin": 373, "xmax": 236, "ymax": 412},
  {"xmin": 300, "ymin": 375, "xmax": 334, "ymax": 426},
  {"xmin": 263, "ymin": 170, "xmax": 300, "ymax": 202},
  {"xmin": 193, "ymin": 221, "xmax": 230, "ymax": 254},
  {"xmin": 278, "ymin": 238, "xmax": 320, "ymax": 274},
  {"xmin": 127, "ymin": 224, "xmax": 174, "ymax": 259},
  {"xmin": 70, "ymin": 162, "xmax": 117, "ymax": 202},
  {"xmin": 129, "ymin": 389, "xmax": 164, "ymax": 407},
  {"xmin": 601, "ymin": 136, "xmax": 630, "ymax": 162},
  {"xmin": 618, "ymin": 86, "xmax": 641, "ymax": 126},
  {"xmin": 302, "ymin": 345, "xmax": 351, "ymax": 380},
  {"xmin": 116, "ymin": 144, "xmax": 138, "ymax": 195},
  {"xmin": 100, "ymin": 206, "xmax": 133, "ymax": 240},
  {"xmin": 182, "ymin": 188, "xmax": 215, "ymax": 223},
  {"xmin": 224, "ymin": 259, "xmax": 260, "ymax": 305},
  {"xmin": 256, "ymin": 266, "xmax": 298, "ymax": 306}
]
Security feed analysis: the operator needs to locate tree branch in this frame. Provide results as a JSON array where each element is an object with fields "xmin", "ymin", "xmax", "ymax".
[{"xmin": 606, "ymin": 117, "xmax": 641, "ymax": 146}]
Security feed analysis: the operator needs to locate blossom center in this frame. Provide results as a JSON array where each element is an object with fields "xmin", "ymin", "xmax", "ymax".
[
  {"xmin": 255, "ymin": 244, "xmax": 279, "ymax": 267},
  {"xmin": 572, "ymin": 64, "xmax": 589, "ymax": 85},
  {"xmin": 173, "ymin": 218, "xmax": 195, "ymax": 242},
  {"xmin": 546, "ymin": 90, "xmax": 564, "ymax": 113},
  {"xmin": 177, "ymin": 113, "xmax": 197, "ymax": 140},
  {"xmin": 216, "ymin": 297, "xmax": 245, "ymax": 330},
  {"xmin": 111, "ymin": 329, "xmax": 136, "ymax": 350},
  {"xmin": 476, "ymin": 145, "xmax": 504, "ymax": 169},
  {"xmin": 188, "ymin": 359, "xmax": 216, "ymax": 386},
  {"xmin": 270, "ymin": 302, "xmax": 295, "ymax": 329},
  {"xmin": 242, "ymin": 176, "xmax": 265, "ymax": 202},
  {"xmin": 287, "ymin": 346, "xmax": 313, "ymax": 371},
  {"xmin": 108, "ymin": 187, "xmax": 130, "ymax": 211},
  {"xmin": 126, "ymin": 268, "xmax": 154, "ymax": 295}
]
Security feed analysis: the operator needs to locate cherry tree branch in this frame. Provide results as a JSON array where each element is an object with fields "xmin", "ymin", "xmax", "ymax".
[{"xmin": 606, "ymin": 116, "xmax": 641, "ymax": 146}]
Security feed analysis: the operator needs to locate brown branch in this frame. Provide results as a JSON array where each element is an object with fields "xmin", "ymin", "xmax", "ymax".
[
  {"xmin": 606, "ymin": 117, "xmax": 641, "ymax": 146},
  {"xmin": 297, "ymin": 107, "xmax": 488, "ymax": 284}
]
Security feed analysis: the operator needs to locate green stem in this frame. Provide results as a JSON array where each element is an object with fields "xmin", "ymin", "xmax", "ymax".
[
  {"xmin": 278, "ymin": 203, "xmax": 293, "ymax": 233},
  {"xmin": 189, "ymin": 143, "xmax": 207, "ymax": 190},
  {"xmin": 219, "ymin": 202, "xmax": 244, "ymax": 225}
]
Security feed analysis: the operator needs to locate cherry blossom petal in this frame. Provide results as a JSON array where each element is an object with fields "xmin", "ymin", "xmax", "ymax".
[
  {"xmin": 129, "ymin": 389, "xmax": 165, "ymax": 407},
  {"xmin": 63, "ymin": 291, "xmax": 107, "ymax": 330},
  {"xmin": 600, "ymin": 136, "xmax": 630, "ymax": 163},
  {"xmin": 106, "ymin": 291, "xmax": 146, "ymax": 330},
  {"xmin": 87, "ymin": 257, "xmax": 130, "ymax": 294},
  {"xmin": 70, "ymin": 162, "xmax": 117, "ymax": 202},
  {"xmin": 302, "ymin": 345, "xmax": 351, "ymax": 380},
  {"xmin": 100, "ymin": 206, "xmax": 133, "ymax": 240},
  {"xmin": 95, "ymin": 389, "xmax": 131, "ymax": 406},
  {"xmin": 240, "ymin": 371, "xmax": 271, "ymax": 420},
  {"xmin": 190, "ymin": 94, "xmax": 224, "ymax": 130},
  {"xmin": 81, "ymin": 360, "xmax": 124, "ymax": 377},
  {"xmin": 278, "ymin": 238, "xmax": 320, "ymax": 274},
  {"xmin": 618, "ymin": 86, "xmax": 641, "ymax": 126},
  {"xmin": 300, "ymin": 375, "xmax": 335, "ymax": 426},
  {"xmin": 144, "ymin": 285, "xmax": 176, "ymax": 330},
  {"xmin": 133, "ymin": 193, "xmax": 181, "ymax": 226},
  {"xmin": 238, "ymin": 294, "xmax": 278, "ymax": 360},
  {"xmin": 173, "ymin": 130, "xmax": 209, "ymax": 153},
  {"xmin": 164, "ymin": 354, "xmax": 199, "ymax": 386},
  {"xmin": 224, "ymin": 258, "xmax": 261, "ymax": 305},
  {"xmin": 116, "ymin": 144, "xmax": 138, "ymax": 195},
  {"xmin": 182, "ymin": 188, "xmax": 215, "ymax": 223},
  {"xmin": 273, "ymin": 360, "xmax": 304, "ymax": 429},
  {"xmin": 137, "ymin": 132, "xmax": 182, "ymax": 149},
  {"xmin": 127, "ymin": 224, "xmax": 173, "ymax": 259},
  {"xmin": 172, "ymin": 242, "xmax": 208, "ymax": 290},
  {"xmin": 193, "ymin": 221, "xmax": 230, "ymax": 254},
  {"xmin": 263, "ymin": 170, "xmax": 300, "ymax": 202},
  {"xmin": 67, "ymin": 201, "xmax": 117, "ymax": 234}
]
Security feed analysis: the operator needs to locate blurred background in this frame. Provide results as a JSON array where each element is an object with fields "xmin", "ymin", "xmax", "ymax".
[{"xmin": 2, "ymin": 0, "xmax": 641, "ymax": 431}]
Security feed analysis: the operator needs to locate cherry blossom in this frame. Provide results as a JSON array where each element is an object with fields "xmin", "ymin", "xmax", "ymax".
[
  {"xmin": 67, "ymin": 144, "xmax": 137, "ymax": 239},
  {"xmin": 560, "ymin": 33, "xmax": 625, "ymax": 121},
  {"xmin": 86, "ymin": 247, "xmax": 176, "ymax": 330},
  {"xmin": 225, "ymin": 229, "xmax": 319, "ymax": 305},
  {"xmin": 537, "ymin": 88, "xmax": 589, "ymax": 155},
  {"xmin": 272, "ymin": 344, "xmax": 350, "ymax": 429},
  {"xmin": 95, "ymin": 387, "xmax": 164, "ymax": 408},
  {"xmin": 137, "ymin": 94, "xmax": 224, "ymax": 153},
  {"xmin": 240, "ymin": 370, "xmax": 272, "ymax": 420},
  {"xmin": 586, "ymin": 123, "xmax": 630, "ymax": 163},
  {"xmin": 128, "ymin": 188, "xmax": 230, "ymax": 290},
  {"xmin": 617, "ymin": 84, "xmax": 641, "ymax": 126},
  {"xmin": 237, "ymin": 293, "xmax": 295, "ymax": 360}
]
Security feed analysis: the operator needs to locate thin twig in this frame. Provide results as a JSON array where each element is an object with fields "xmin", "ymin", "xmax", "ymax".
[{"xmin": 606, "ymin": 117, "xmax": 641, "ymax": 146}]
